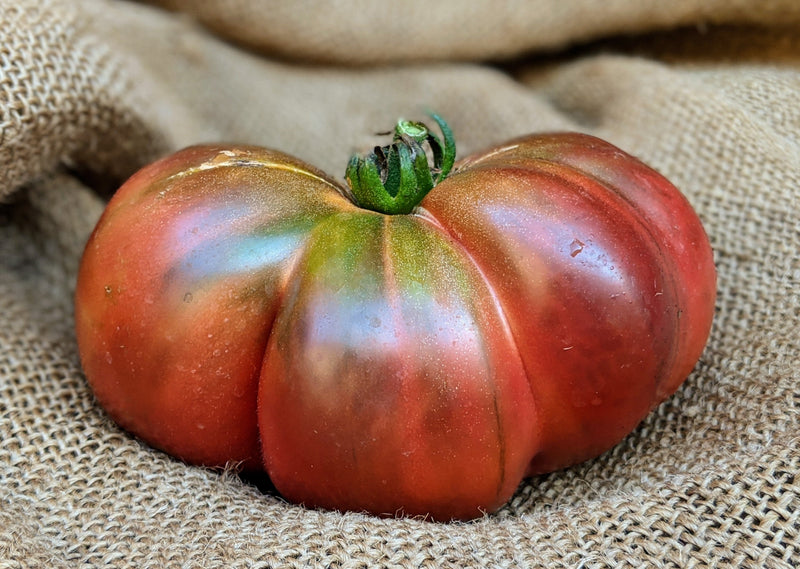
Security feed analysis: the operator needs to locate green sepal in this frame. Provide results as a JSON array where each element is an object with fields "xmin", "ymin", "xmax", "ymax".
[{"xmin": 345, "ymin": 113, "xmax": 457, "ymax": 215}]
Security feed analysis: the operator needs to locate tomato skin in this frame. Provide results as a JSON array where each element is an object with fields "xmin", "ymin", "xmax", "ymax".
[
  {"xmin": 258, "ymin": 212, "xmax": 538, "ymax": 519},
  {"xmin": 75, "ymin": 145, "xmax": 352, "ymax": 469},
  {"xmin": 425, "ymin": 134, "xmax": 716, "ymax": 475},
  {"xmin": 75, "ymin": 133, "xmax": 715, "ymax": 520}
]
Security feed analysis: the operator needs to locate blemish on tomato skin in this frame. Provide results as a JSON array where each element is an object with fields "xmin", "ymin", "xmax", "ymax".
[
  {"xmin": 214, "ymin": 150, "xmax": 238, "ymax": 161},
  {"xmin": 569, "ymin": 239, "xmax": 585, "ymax": 257}
]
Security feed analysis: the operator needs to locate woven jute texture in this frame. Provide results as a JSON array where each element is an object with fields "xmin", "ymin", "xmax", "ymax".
[{"xmin": 2, "ymin": 0, "xmax": 799, "ymax": 567}]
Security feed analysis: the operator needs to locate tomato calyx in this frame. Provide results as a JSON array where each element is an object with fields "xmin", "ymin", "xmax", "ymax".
[{"xmin": 345, "ymin": 113, "xmax": 456, "ymax": 215}]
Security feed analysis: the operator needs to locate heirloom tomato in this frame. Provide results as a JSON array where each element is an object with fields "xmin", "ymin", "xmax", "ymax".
[{"xmin": 75, "ymin": 115, "xmax": 715, "ymax": 521}]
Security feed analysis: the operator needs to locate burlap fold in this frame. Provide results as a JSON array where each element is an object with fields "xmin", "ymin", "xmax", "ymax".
[{"xmin": 1, "ymin": 0, "xmax": 798, "ymax": 567}]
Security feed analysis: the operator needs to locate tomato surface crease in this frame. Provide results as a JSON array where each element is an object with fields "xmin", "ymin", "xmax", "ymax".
[{"xmin": 413, "ymin": 204, "xmax": 534, "ymax": 485}]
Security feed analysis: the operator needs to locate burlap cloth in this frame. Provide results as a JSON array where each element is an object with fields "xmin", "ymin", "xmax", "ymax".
[{"xmin": 2, "ymin": 0, "xmax": 799, "ymax": 567}]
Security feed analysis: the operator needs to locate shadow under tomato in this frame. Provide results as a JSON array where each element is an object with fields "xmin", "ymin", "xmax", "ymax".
[{"xmin": 238, "ymin": 470, "xmax": 280, "ymax": 496}]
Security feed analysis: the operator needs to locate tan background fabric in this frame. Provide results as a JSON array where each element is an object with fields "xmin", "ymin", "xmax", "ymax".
[{"xmin": 1, "ymin": 0, "xmax": 799, "ymax": 567}]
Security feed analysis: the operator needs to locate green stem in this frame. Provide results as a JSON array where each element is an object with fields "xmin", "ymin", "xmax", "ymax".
[{"xmin": 345, "ymin": 113, "xmax": 456, "ymax": 215}]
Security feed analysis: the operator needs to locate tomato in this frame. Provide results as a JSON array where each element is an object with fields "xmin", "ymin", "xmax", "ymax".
[{"xmin": 75, "ymin": 115, "xmax": 715, "ymax": 521}]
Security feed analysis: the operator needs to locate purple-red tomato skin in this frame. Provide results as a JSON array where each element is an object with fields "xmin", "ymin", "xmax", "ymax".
[{"xmin": 75, "ymin": 134, "xmax": 716, "ymax": 520}]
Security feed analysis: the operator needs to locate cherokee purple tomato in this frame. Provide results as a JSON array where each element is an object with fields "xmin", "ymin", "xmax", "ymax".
[{"xmin": 75, "ymin": 117, "xmax": 715, "ymax": 521}]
